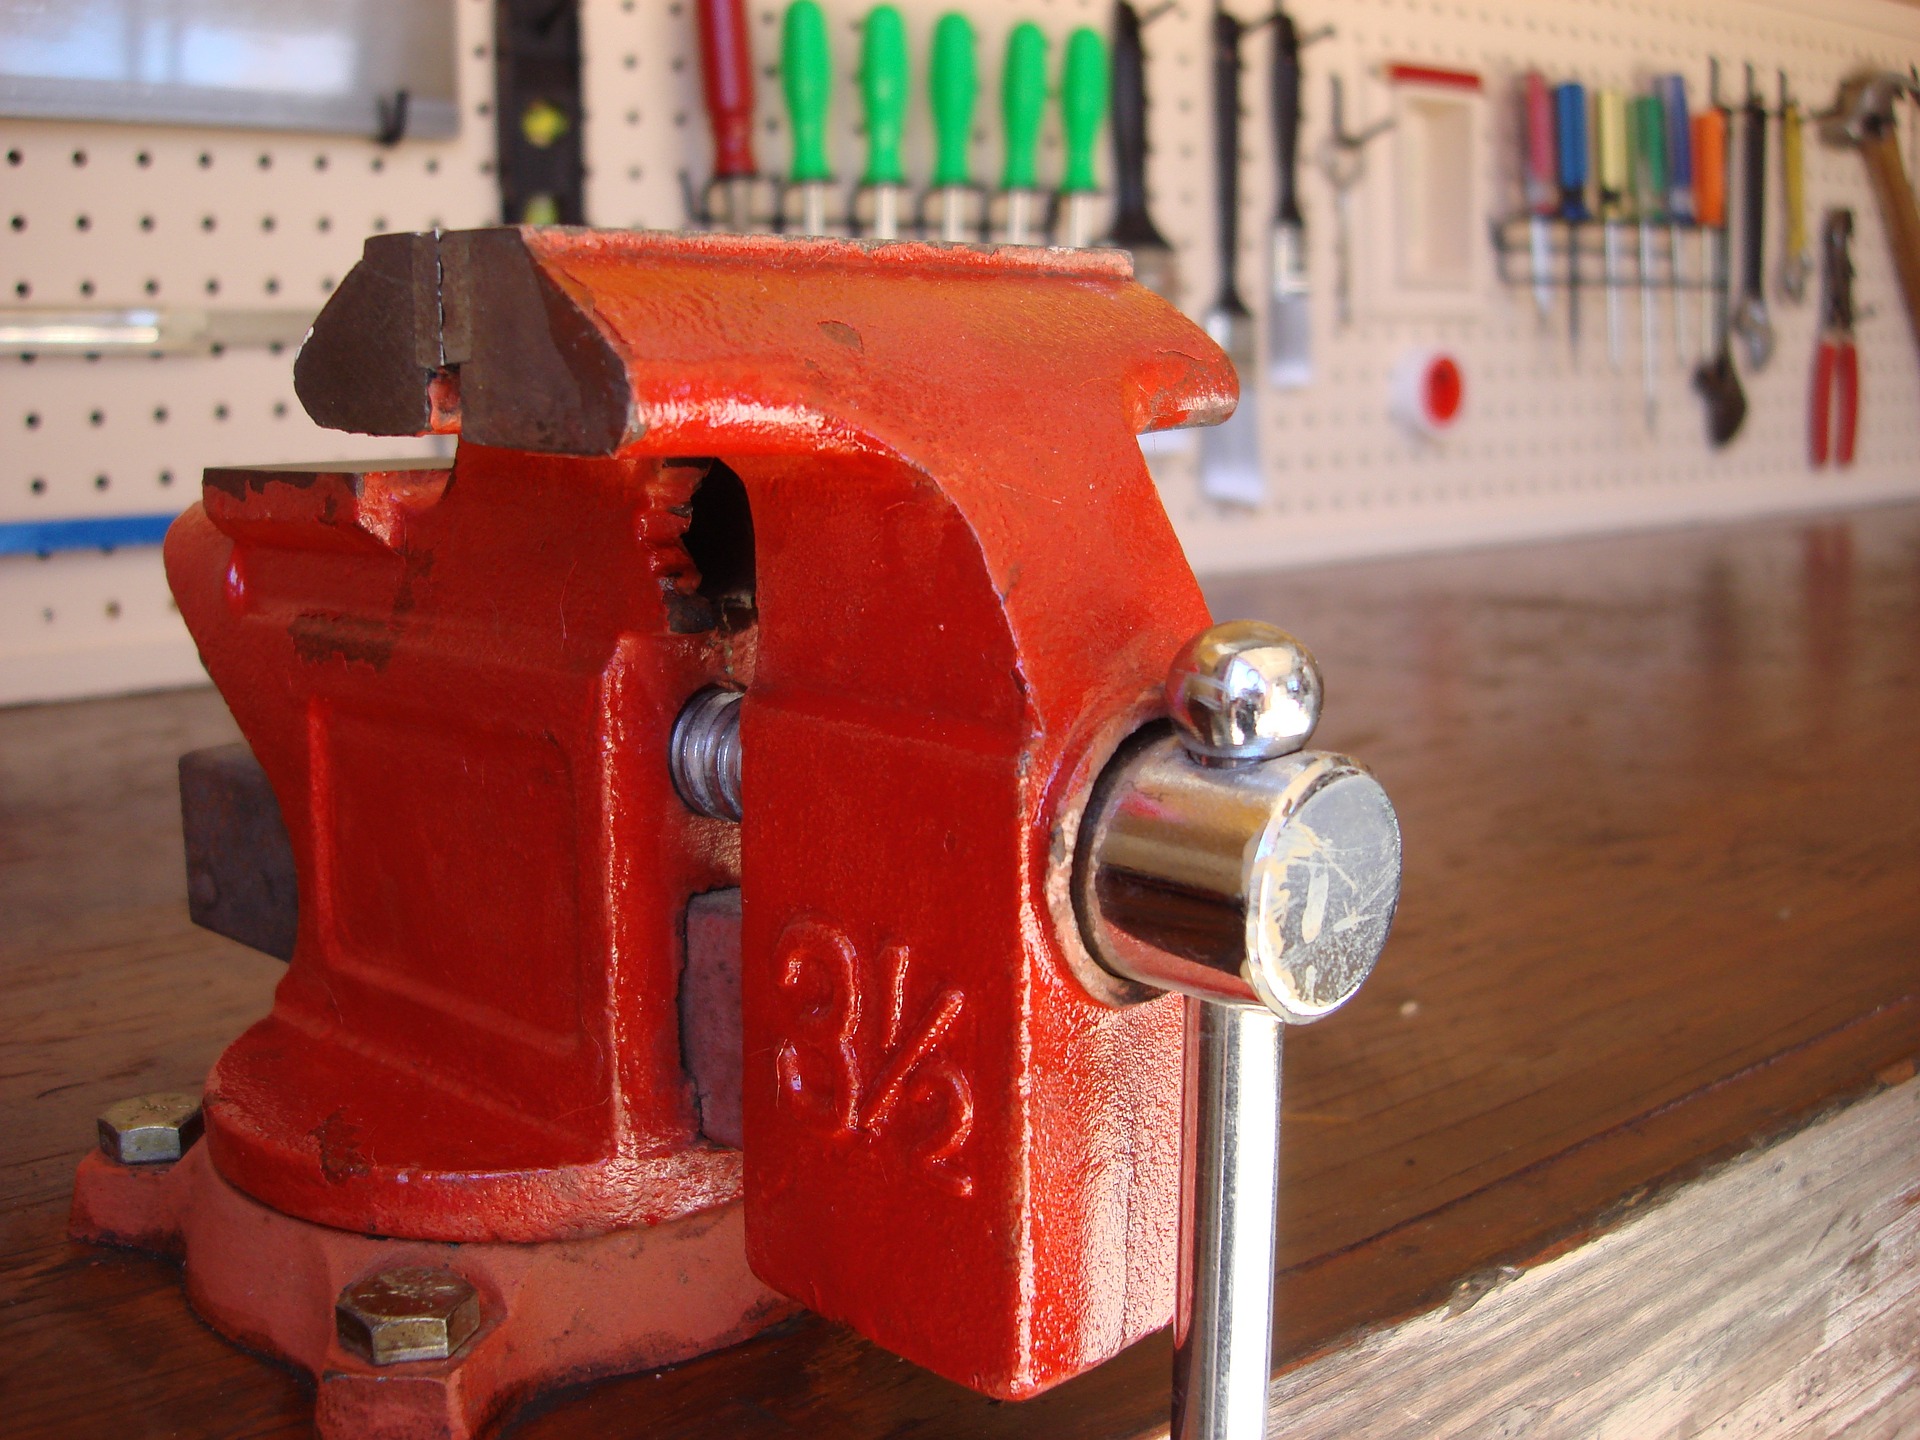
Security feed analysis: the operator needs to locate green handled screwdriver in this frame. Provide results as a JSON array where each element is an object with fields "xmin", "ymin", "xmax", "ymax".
[
  {"xmin": 858, "ymin": 5, "xmax": 908, "ymax": 238},
  {"xmin": 926, "ymin": 12, "xmax": 980, "ymax": 241},
  {"xmin": 1630, "ymin": 93, "xmax": 1667, "ymax": 430},
  {"xmin": 1057, "ymin": 26, "xmax": 1109, "ymax": 247},
  {"xmin": 998, "ymin": 22, "xmax": 1047, "ymax": 244},
  {"xmin": 781, "ymin": 0, "xmax": 833, "ymax": 235},
  {"xmin": 1595, "ymin": 89, "xmax": 1629, "ymax": 371}
]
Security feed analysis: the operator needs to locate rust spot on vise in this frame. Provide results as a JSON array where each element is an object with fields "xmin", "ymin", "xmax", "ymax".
[
  {"xmin": 290, "ymin": 612, "xmax": 398, "ymax": 670},
  {"xmin": 312, "ymin": 1110, "xmax": 371, "ymax": 1183},
  {"xmin": 817, "ymin": 320, "xmax": 864, "ymax": 352}
]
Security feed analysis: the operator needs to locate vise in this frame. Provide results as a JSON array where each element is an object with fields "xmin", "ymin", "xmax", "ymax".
[{"xmin": 71, "ymin": 228, "xmax": 1400, "ymax": 1439}]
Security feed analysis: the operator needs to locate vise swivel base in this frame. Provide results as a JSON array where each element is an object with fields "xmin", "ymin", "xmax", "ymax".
[{"xmin": 71, "ymin": 229, "xmax": 1400, "ymax": 1440}]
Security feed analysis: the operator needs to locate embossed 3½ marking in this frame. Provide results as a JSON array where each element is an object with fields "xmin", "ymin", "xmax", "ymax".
[{"xmin": 773, "ymin": 918, "xmax": 974, "ymax": 1196}]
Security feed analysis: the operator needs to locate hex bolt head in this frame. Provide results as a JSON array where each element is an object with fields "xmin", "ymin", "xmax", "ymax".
[
  {"xmin": 1165, "ymin": 621, "xmax": 1323, "ymax": 766},
  {"xmin": 96, "ymin": 1092, "xmax": 204, "ymax": 1164},
  {"xmin": 335, "ymin": 1267, "xmax": 482, "ymax": 1366}
]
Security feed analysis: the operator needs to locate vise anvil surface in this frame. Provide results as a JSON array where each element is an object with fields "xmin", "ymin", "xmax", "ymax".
[{"xmin": 148, "ymin": 228, "xmax": 1237, "ymax": 1407}]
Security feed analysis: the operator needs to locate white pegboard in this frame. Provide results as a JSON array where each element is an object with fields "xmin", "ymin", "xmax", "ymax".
[{"xmin": 4, "ymin": 0, "xmax": 1919, "ymax": 704}]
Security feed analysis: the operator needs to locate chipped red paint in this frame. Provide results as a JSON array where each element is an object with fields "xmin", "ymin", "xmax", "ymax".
[{"xmin": 160, "ymin": 230, "xmax": 1231, "ymax": 1402}]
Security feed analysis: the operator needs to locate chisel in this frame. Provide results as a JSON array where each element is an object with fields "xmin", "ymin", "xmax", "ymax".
[
  {"xmin": 1058, "ymin": 27, "xmax": 1110, "ymax": 247},
  {"xmin": 1523, "ymin": 71, "xmax": 1558, "ymax": 324},
  {"xmin": 1630, "ymin": 93, "xmax": 1666, "ymax": 429},
  {"xmin": 1555, "ymin": 82, "xmax": 1590, "ymax": 357},
  {"xmin": 1107, "ymin": 1, "xmax": 1179, "ymax": 301},
  {"xmin": 1658, "ymin": 74, "xmax": 1694, "ymax": 364},
  {"xmin": 696, "ymin": 0, "xmax": 761, "ymax": 231},
  {"xmin": 780, "ymin": 0, "xmax": 833, "ymax": 236},
  {"xmin": 857, "ymin": 5, "xmax": 909, "ymax": 239},
  {"xmin": 999, "ymin": 22, "xmax": 1048, "ymax": 244},
  {"xmin": 1266, "ymin": 8, "xmax": 1309, "ymax": 387},
  {"xmin": 1731, "ymin": 66, "xmax": 1775, "ymax": 369},
  {"xmin": 926, "ymin": 13, "xmax": 980, "ymax": 241},
  {"xmin": 1595, "ymin": 89, "xmax": 1629, "ymax": 371},
  {"xmin": 1199, "ymin": 6, "xmax": 1261, "ymax": 504}
]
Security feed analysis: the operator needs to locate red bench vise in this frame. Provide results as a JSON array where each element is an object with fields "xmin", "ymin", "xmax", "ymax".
[{"xmin": 70, "ymin": 228, "xmax": 1399, "ymax": 1440}]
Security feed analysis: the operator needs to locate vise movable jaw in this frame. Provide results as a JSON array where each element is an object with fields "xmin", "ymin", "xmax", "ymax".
[{"xmin": 81, "ymin": 229, "xmax": 1399, "ymax": 1439}]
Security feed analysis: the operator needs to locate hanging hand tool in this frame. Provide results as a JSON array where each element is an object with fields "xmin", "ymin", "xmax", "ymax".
[
  {"xmin": 1555, "ymin": 81, "xmax": 1590, "ymax": 357},
  {"xmin": 1731, "ymin": 66, "xmax": 1775, "ymax": 369},
  {"xmin": 780, "ymin": 0, "xmax": 834, "ymax": 236},
  {"xmin": 1058, "ymin": 27, "xmax": 1110, "ymax": 247},
  {"xmin": 1822, "ymin": 72, "xmax": 1920, "ymax": 366},
  {"xmin": 1595, "ymin": 89, "xmax": 1629, "ymax": 371},
  {"xmin": 1779, "ymin": 74, "xmax": 1810, "ymax": 302},
  {"xmin": 1200, "ymin": 5, "xmax": 1261, "ymax": 503},
  {"xmin": 1523, "ymin": 71, "xmax": 1558, "ymax": 325},
  {"xmin": 924, "ymin": 12, "xmax": 981, "ymax": 241},
  {"xmin": 1266, "ymin": 8, "xmax": 1310, "ymax": 387},
  {"xmin": 1692, "ymin": 83, "xmax": 1747, "ymax": 446},
  {"xmin": 1658, "ymin": 74, "xmax": 1694, "ymax": 364},
  {"xmin": 1810, "ymin": 208, "xmax": 1859, "ymax": 466},
  {"xmin": 696, "ymin": 0, "xmax": 763, "ymax": 231},
  {"xmin": 1106, "ymin": 1, "xmax": 1179, "ymax": 301},
  {"xmin": 1630, "ymin": 93, "xmax": 1666, "ymax": 429},
  {"xmin": 1317, "ymin": 75, "xmax": 1389, "ymax": 330},
  {"xmin": 856, "ymin": 5, "xmax": 909, "ymax": 239},
  {"xmin": 998, "ymin": 23, "xmax": 1048, "ymax": 244}
]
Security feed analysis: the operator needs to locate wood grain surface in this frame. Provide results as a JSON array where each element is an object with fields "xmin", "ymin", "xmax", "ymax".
[{"xmin": 3, "ymin": 503, "xmax": 1918, "ymax": 1438}]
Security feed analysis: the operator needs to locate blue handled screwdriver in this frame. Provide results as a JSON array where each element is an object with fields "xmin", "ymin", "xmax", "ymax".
[{"xmin": 1556, "ymin": 82, "xmax": 1590, "ymax": 357}]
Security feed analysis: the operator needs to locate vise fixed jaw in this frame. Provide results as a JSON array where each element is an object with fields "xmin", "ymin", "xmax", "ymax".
[{"xmin": 142, "ymin": 227, "xmax": 1398, "ymax": 1433}]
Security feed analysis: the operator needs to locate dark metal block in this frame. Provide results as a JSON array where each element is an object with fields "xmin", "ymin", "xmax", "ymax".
[{"xmin": 179, "ymin": 744, "xmax": 298, "ymax": 961}]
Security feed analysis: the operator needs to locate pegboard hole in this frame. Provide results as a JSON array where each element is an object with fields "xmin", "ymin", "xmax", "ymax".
[
  {"xmin": 5, "ymin": 148, "xmax": 20, "ymax": 165},
  {"xmin": 105, "ymin": 601, "xmax": 121, "ymax": 619},
  {"xmin": 158, "ymin": 469, "xmax": 174, "ymax": 486},
  {"xmin": 136, "ymin": 150, "xmax": 151, "ymax": 167},
  {"xmin": 139, "ymin": 214, "xmax": 154, "ymax": 231},
  {"xmin": 78, "ymin": 279, "xmax": 94, "ymax": 297},
  {"xmin": 94, "ymin": 474, "xmax": 110, "ymax": 490},
  {"xmin": 13, "ymin": 282, "xmax": 28, "ymax": 298},
  {"xmin": 7, "ymin": 215, "xmax": 20, "ymax": 230},
  {"xmin": 29, "ymin": 477, "xmax": 45, "ymax": 494},
  {"xmin": 24, "ymin": 411, "xmax": 40, "ymax": 429},
  {"xmin": 74, "ymin": 214, "xmax": 90, "ymax": 230},
  {"xmin": 197, "ymin": 151, "xmax": 212, "ymax": 168},
  {"xmin": 70, "ymin": 148, "xmax": 87, "ymax": 166},
  {"xmin": 88, "ymin": 408, "xmax": 104, "ymax": 426}
]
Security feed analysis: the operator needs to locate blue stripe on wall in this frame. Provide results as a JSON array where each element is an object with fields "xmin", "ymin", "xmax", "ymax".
[{"xmin": 0, "ymin": 512, "xmax": 180, "ymax": 558}]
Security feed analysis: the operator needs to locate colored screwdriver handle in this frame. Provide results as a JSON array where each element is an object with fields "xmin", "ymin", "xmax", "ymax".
[
  {"xmin": 860, "ymin": 5, "xmax": 908, "ymax": 186},
  {"xmin": 1782, "ymin": 100, "xmax": 1807, "ymax": 266},
  {"xmin": 1524, "ymin": 71, "xmax": 1557, "ymax": 216},
  {"xmin": 1659, "ymin": 75, "xmax": 1694, "ymax": 221},
  {"xmin": 1694, "ymin": 108, "xmax": 1727, "ymax": 229},
  {"xmin": 1271, "ymin": 11, "xmax": 1303, "ymax": 227},
  {"xmin": 1632, "ymin": 95, "xmax": 1667, "ymax": 220},
  {"xmin": 782, "ymin": 1, "xmax": 832, "ymax": 182},
  {"xmin": 1555, "ymin": 82, "xmax": 1590, "ymax": 218},
  {"xmin": 697, "ymin": 0, "xmax": 757, "ymax": 178},
  {"xmin": 1001, "ymin": 22, "xmax": 1047, "ymax": 191},
  {"xmin": 929, "ymin": 12, "xmax": 978, "ymax": 188},
  {"xmin": 1595, "ymin": 89, "xmax": 1629, "ymax": 216},
  {"xmin": 1060, "ymin": 27, "xmax": 1108, "ymax": 194}
]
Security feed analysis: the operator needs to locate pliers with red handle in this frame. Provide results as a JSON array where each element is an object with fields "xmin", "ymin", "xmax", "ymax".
[{"xmin": 1811, "ymin": 209, "xmax": 1859, "ymax": 467}]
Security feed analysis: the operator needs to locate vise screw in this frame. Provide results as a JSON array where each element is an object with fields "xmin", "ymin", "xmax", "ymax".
[{"xmin": 71, "ymin": 229, "xmax": 1400, "ymax": 1440}]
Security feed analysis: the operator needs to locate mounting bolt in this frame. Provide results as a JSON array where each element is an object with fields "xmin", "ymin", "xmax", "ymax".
[
  {"xmin": 97, "ymin": 1092, "xmax": 204, "ymax": 1164},
  {"xmin": 335, "ymin": 1267, "xmax": 482, "ymax": 1366},
  {"xmin": 671, "ymin": 686, "xmax": 743, "ymax": 821}
]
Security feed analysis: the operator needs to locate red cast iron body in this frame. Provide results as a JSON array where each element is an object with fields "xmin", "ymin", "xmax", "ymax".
[{"xmin": 162, "ymin": 229, "xmax": 1233, "ymax": 1400}]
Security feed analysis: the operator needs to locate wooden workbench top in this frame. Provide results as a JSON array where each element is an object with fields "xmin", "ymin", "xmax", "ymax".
[{"xmin": 5, "ymin": 503, "xmax": 1917, "ymax": 1438}]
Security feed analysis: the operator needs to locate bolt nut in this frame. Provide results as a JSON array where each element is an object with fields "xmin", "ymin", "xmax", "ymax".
[
  {"xmin": 97, "ymin": 1092, "xmax": 204, "ymax": 1164},
  {"xmin": 336, "ymin": 1267, "xmax": 482, "ymax": 1366}
]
